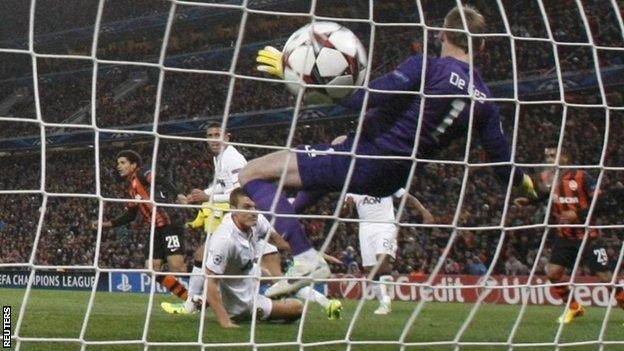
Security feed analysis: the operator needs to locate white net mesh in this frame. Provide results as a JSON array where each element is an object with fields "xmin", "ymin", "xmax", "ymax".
[{"xmin": 1, "ymin": 0, "xmax": 624, "ymax": 350}]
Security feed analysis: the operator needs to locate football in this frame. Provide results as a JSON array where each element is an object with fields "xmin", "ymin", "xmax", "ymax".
[{"xmin": 281, "ymin": 21, "xmax": 367, "ymax": 103}]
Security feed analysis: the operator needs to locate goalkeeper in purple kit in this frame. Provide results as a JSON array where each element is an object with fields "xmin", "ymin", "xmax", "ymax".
[{"xmin": 239, "ymin": 6, "xmax": 538, "ymax": 297}]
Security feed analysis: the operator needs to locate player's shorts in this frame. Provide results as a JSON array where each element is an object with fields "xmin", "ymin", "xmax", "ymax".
[
  {"xmin": 296, "ymin": 138, "xmax": 411, "ymax": 197},
  {"xmin": 262, "ymin": 242, "xmax": 279, "ymax": 256},
  {"xmin": 549, "ymin": 236, "xmax": 610, "ymax": 274},
  {"xmin": 229, "ymin": 291, "xmax": 273, "ymax": 321},
  {"xmin": 147, "ymin": 223, "xmax": 185, "ymax": 260},
  {"xmin": 358, "ymin": 224, "xmax": 398, "ymax": 267}
]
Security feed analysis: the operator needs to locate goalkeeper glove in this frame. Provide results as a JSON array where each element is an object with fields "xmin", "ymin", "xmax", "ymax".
[
  {"xmin": 517, "ymin": 174, "xmax": 538, "ymax": 200},
  {"xmin": 256, "ymin": 46, "xmax": 284, "ymax": 78}
]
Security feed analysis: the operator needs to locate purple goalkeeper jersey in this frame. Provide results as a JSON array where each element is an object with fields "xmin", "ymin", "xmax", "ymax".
[{"xmin": 344, "ymin": 54, "xmax": 523, "ymax": 185}]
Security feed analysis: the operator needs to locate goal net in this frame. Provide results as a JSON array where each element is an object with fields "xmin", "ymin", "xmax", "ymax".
[{"xmin": 1, "ymin": 0, "xmax": 623, "ymax": 350}]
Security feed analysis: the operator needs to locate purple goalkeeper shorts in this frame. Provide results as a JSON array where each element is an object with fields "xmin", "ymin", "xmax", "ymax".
[{"xmin": 296, "ymin": 138, "xmax": 411, "ymax": 197}]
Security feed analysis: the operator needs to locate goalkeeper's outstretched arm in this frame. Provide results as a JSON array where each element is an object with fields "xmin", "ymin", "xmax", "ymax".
[
  {"xmin": 477, "ymin": 105, "xmax": 537, "ymax": 199},
  {"xmin": 256, "ymin": 46, "xmax": 424, "ymax": 110}
]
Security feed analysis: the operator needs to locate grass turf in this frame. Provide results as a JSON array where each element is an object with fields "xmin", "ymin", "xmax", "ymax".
[{"xmin": 1, "ymin": 288, "xmax": 623, "ymax": 350}]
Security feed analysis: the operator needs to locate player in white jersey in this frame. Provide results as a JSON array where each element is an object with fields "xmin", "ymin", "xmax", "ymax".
[
  {"xmin": 206, "ymin": 188, "xmax": 341, "ymax": 327},
  {"xmin": 344, "ymin": 189, "xmax": 433, "ymax": 315},
  {"xmin": 162, "ymin": 124, "xmax": 279, "ymax": 314}
]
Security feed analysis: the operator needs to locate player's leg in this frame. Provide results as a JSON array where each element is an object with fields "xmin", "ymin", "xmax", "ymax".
[
  {"xmin": 587, "ymin": 241, "xmax": 624, "ymax": 310},
  {"xmin": 182, "ymin": 206, "xmax": 227, "ymax": 313},
  {"xmin": 151, "ymin": 257, "xmax": 189, "ymax": 304},
  {"xmin": 161, "ymin": 253, "xmax": 190, "ymax": 305},
  {"xmin": 167, "ymin": 254, "xmax": 186, "ymax": 272},
  {"xmin": 162, "ymin": 245, "xmax": 207, "ymax": 315},
  {"xmin": 257, "ymin": 245, "xmax": 341, "ymax": 320},
  {"xmin": 256, "ymin": 295, "xmax": 303, "ymax": 322},
  {"xmin": 239, "ymin": 149, "xmax": 330, "ymax": 297},
  {"xmin": 153, "ymin": 225, "xmax": 190, "ymax": 313},
  {"xmin": 549, "ymin": 238, "xmax": 583, "ymax": 324},
  {"xmin": 360, "ymin": 228, "xmax": 396, "ymax": 315},
  {"xmin": 369, "ymin": 254, "xmax": 394, "ymax": 315},
  {"xmin": 239, "ymin": 150, "xmax": 314, "ymax": 255},
  {"xmin": 150, "ymin": 259, "xmax": 164, "ymax": 271},
  {"xmin": 181, "ymin": 244, "xmax": 206, "ymax": 311},
  {"xmin": 239, "ymin": 149, "xmax": 304, "ymax": 187},
  {"xmin": 260, "ymin": 251, "xmax": 283, "ymax": 277},
  {"xmin": 294, "ymin": 285, "xmax": 342, "ymax": 320},
  {"xmin": 291, "ymin": 190, "xmax": 326, "ymax": 213}
]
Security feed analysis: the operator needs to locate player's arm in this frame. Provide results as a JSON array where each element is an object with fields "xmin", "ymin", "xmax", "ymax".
[
  {"xmin": 322, "ymin": 253, "xmax": 343, "ymax": 265},
  {"xmin": 577, "ymin": 171, "xmax": 602, "ymax": 221},
  {"xmin": 342, "ymin": 54, "xmax": 425, "ymax": 110},
  {"xmin": 187, "ymin": 187, "xmax": 232, "ymax": 204},
  {"xmin": 205, "ymin": 269, "xmax": 239, "ymax": 329},
  {"xmin": 477, "ymin": 105, "xmax": 536, "ymax": 199},
  {"xmin": 268, "ymin": 230, "xmax": 291, "ymax": 252},
  {"xmin": 341, "ymin": 195, "xmax": 356, "ymax": 218},
  {"xmin": 205, "ymin": 237, "xmax": 238, "ymax": 328},
  {"xmin": 186, "ymin": 188, "xmax": 211, "ymax": 204},
  {"xmin": 256, "ymin": 48, "xmax": 423, "ymax": 108},
  {"xmin": 402, "ymin": 192, "xmax": 434, "ymax": 224},
  {"xmin": 91, "ymin": 206, "xmax": 138, "ymax": 230}
]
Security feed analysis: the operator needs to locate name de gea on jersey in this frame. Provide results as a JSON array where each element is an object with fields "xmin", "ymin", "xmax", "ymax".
[{"xmin": 449, "ymin": 71, "xmax": 487, "ymax": 102}]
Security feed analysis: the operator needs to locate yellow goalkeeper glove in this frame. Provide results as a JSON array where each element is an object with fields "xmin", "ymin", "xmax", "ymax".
[
  {"xmin": 517, "ymin": 174, "xmax": 538, "ymax": 200},
  {"xmin": 256, "ymin": 46, "xmax": 284, "ymax": 78}
]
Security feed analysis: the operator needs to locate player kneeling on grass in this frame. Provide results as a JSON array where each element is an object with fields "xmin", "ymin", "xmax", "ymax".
[
  {"xmin": 162, "ymin": 186, "xmax": 342, "ymax": 319},
  {"xmin": 205, "ymin": 188, "xmax": 339, "ymax": 328}
]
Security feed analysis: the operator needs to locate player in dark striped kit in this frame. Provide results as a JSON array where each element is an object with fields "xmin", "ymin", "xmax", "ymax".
[
  {"xmin": 516, "ymin": 146, "xmax": 624, "ymax": 324},
  {"xmin": 93, "ymin": 150, "xmax": 189, "ymax": 301}
]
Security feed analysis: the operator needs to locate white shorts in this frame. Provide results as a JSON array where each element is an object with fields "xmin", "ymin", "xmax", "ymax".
[
  {"xmin": 358, "ymin": 224, "xmax": 397, "ymax": 267},
  {"xmin": 262, "ymin": 242, "xmax": 278, "ymax": 256},
  {"xmin": 230, "ymin": 294, "xmax": 273, "ymax": 321}
]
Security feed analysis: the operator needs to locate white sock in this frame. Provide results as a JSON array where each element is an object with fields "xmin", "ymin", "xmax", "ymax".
[
  {"xmin": 294, "ymin": 248, "xmax": 320, "ymax": 263},
  {"xmin": 379, "ymin": 275, "xmax": 392, "ymax": 303},
  {"xmin": 183, "ymin": 266, "xmax": 204, "ymax": 312},
  {"xmin": 372, "ymin": 282, "xmax": 384, "ymax": 303},
  {"xmin": 296, "ymin": 286, "xmax": 330, "ymax": 308},
  {"xmin": 188, "ymin": 265, "xmax": 205, "ymax": 297}
]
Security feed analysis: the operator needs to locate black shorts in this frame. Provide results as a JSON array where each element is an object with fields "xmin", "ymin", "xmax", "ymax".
[
  {"xmin": 145, "ymin": 224, "xmax": 185, "ymax": 260},
  {"xmin": 549, "ymin": 236, "xmax": 610, "ymax": 274}
]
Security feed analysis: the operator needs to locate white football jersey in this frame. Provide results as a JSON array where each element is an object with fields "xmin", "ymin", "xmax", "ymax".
[
  {"xmin": 348, "ymin": 188, "xmax": 406, "ymax": 223},
  {"xmin": 205, "ymin": 213, "xmax": 272, "ymax": 316},
  {"xmin": 206, "ymin": 145, "xmax": 247, "ymax": 196}
]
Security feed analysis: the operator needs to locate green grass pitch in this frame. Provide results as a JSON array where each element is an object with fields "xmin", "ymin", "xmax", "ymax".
[{"xmin": 1, "ymin": 288, "xmax": 623, "ymax": 351}]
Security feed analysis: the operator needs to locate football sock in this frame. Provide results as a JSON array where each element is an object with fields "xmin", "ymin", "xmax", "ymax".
[
  {"xmin": 243, "ymin": 179, "xmax": 313, "ymax": 255},
  {"xmin": 156, "ymin": 275, "xmax": 188, "ymax": 301},
  {"xmin": 188, "ymin": 260, "xmax": 205, "ymax": 298},
  {"xmin": 552, "ymin": 283, "xmax": 579, "ymax": 310},
  {"xmin": 372, "ymin": 274, "xmax": 391, "ymax": 303},
  {"xmin": 296, "ymin": 286, "xmax": 330, "ymax": 308},
  {"xmin": 379, "ymin": 275, "xmax": 392, "ymax": 302}
]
